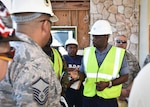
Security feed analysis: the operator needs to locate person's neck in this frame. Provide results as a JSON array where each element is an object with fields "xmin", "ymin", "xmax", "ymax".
[
  {"xmin": 69, "ymin": 55, "xmax": 77, "ymax": 58},
  {"xmin": 97, "ymin": 45, "xmax": 107, "ymax": 52}
]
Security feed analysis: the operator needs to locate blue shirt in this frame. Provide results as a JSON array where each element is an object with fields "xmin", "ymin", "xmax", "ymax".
[{"xmin": 63, "ymin": 55, "xmax": 83, "ymax": 68}]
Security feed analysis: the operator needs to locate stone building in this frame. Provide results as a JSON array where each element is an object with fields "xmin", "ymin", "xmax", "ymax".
[{"xmin": 90, "ymin": 0, "xmax": 139, "ymax": 59}]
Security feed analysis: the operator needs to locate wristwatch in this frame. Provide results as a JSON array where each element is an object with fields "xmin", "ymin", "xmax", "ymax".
[{"xmin": 108, "ymin": 81, "xmax": 112, "ymax": 88}]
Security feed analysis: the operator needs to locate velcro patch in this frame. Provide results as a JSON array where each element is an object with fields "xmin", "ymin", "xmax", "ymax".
[{"xmin": 32, "ymin": 77, "xmax": 49, "ymax": 105}]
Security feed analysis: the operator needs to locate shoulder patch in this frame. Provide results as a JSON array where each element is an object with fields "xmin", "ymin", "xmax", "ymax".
[{"xmin": 32, "ymin": 77, "xmax": 49, "ymax": 105}]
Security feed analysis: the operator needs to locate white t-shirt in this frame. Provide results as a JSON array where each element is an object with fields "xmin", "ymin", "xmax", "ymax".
[{"xmin": 128, "ymin": 63, "xmax": 150, "ymax": 107}]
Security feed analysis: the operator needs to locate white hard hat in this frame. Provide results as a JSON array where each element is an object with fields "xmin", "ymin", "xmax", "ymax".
[
  {"xmin": 65, "ymin": 38, "xmax": 78, "ymax": 46},
  {"xmin": 11, "ymin": 0, "xmax": 58, "ymax": 22},
  {"xmin": 51, "ymin": 38, "xmax": 62, "ymax": 47},
  {"xmin": 89, "ymin": 20, "xmax": 112, "ymax": 35}
]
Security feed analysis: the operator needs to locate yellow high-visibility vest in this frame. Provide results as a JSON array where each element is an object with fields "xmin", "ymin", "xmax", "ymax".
[
  {"xmin": 83, "ymin": 46, "xmax": 125, "ymax": 99},
  {"xmin": 50, "ymin": 48, "xmax": 63, "ymax": 79}
]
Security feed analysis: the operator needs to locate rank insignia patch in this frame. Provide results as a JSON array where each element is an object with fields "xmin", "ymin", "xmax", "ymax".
[{"xmin": 32, "ymin": 77, "xmax": 49, "ymax": 105}]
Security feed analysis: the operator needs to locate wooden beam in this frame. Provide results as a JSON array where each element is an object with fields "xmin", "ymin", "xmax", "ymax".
[{"xmin": 52, "ymin": 2, "xmax": 90, "ymax": 10}]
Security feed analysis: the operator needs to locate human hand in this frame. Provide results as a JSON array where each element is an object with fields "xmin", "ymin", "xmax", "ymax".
[
  {"xmin": 119, "ymin": 88, "xmax": 129, "ymax": 101},
  {"xmin": 0, "ymin": 42, "xmax": 11, "ymax": 53},
  {"xmin": 95, "ymin": 81, "xmax": 108, "ymax": 91}
]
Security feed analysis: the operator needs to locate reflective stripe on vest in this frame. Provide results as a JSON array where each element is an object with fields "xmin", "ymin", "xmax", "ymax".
[
  {"xmin": 50, "ymin": 48, "xmax": 63, "ymax": 79},
  {"xmin": 83, "ymin": 46, "xmax": 125, "ymax": 98}
]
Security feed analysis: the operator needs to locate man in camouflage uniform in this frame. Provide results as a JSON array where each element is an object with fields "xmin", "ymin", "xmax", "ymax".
[
  {"xmin": 0, "ymin": 0, "xmax": 62, "ymax": 107},
  {"xmin": 114, "ymin": 35, "xmax": 141, "ymax": 107}
]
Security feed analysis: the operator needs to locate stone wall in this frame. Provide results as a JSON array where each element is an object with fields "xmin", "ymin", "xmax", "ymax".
[{"xmin": 90, "ymin": 0, "xmax": 140, "ymax": 59}]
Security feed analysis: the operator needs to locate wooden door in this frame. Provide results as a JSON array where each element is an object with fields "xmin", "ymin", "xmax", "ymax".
[{"xmin": 51, "ymin": 0, "xmax": 90, "ymax": 49}]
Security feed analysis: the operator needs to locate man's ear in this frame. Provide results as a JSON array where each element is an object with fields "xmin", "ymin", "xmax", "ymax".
[{"xmin": 41, "ymin": 21, "xmax": 50, "ymax": 36}]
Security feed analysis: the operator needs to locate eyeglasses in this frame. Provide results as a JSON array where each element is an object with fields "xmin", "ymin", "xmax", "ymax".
[{"xmin": 115, "ymin": 40, "xmax": 127, "ymax": 44}]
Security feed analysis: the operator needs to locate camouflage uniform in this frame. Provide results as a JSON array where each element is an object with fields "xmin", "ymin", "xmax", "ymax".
[
  {"xmin": 143, "ymin": 54, "xmax": 150, "ymax": 67},
  {"xmin": 0, "ymin": 32, "xmax": 62, "ymax": 107},
  {"xmin": 118, "ymin": 51, "xmax": 141, "ymax": 107},
  {"xmin": 122, "ymin": 51, "xmax": 141, "ymax": 88}
]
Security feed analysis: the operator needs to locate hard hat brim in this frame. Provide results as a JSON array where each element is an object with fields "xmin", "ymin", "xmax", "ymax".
[
  {"xmin": 50, "ymin": 15, "xmax": 58, "ymax": 23},
  {"xmin": 88, "ymin": 31, "xmax": 112, "ymax": 35}
]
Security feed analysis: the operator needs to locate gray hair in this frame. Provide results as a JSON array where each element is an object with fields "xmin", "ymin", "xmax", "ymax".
[{"xmin": 12, "ymin": 13, "xmax": 42, "ymax": 23}]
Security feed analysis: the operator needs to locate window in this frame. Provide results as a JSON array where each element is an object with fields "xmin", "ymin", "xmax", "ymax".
[{"xmin": 51, "ymin": 26, "xmax": 77, "ymax": 47}]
